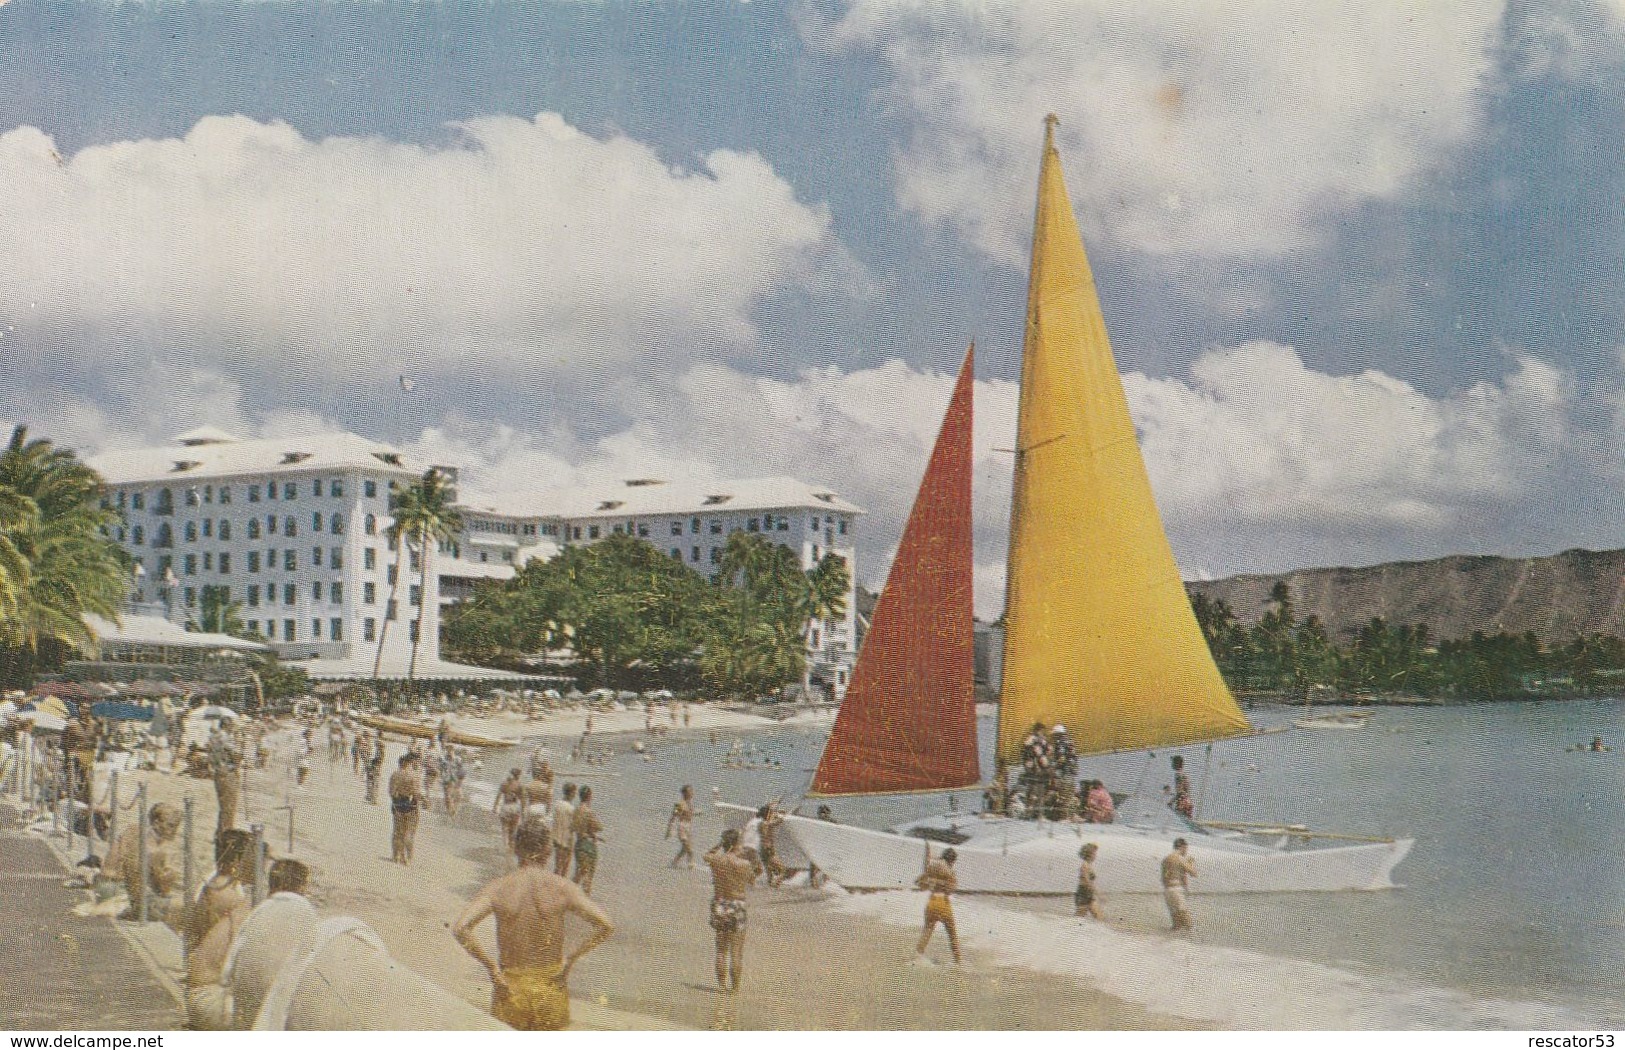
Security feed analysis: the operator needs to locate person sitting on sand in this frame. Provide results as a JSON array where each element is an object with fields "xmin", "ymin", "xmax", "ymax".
[
  {"xmin": 914, "ymin": 848, "xmax": 961, "ymax": 965},
  {"xmin": 494, "ymin": 768, "xmax": 525, "ymax": 847},
  {"xmin": 704, "ymin": 829, "xmax": 761, "ymax": 993},
  {"xmin": 1083, "ymin": 779, "xmax": 1116, "ymax": 824},
  {"xmin": 1075, "ymin": 843, "xmax": 1103, "ymax": 920},
  {"xmin": 107, "ymin": 801, "xmax": 183, "ymax": 923},
  {"xmin": 453, "ymin": 816, "xmax": 615, "ymax": 1031},
  {"xmin": 666, "ymin": 785, "xmax": 696, "ymax": 869}
]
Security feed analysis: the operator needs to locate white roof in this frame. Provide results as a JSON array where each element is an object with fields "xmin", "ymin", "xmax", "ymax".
[
  {"xmin": 173, "ymin": 425, "xmax": 241, "ymax": 446},
  {"xmin": 85, "ymin": 613, "xmax": 267, "ymax": 652},
  {"xmin": 295, "ymin": 654, "xmax": 543, "ymax": 682},
  {"xmin": 88, "ymin": 431, "xmax": 429, "ymax": 485},
  {"xmin": 463, "ymin": 476, "xmax": 863, "ymax": 521}
]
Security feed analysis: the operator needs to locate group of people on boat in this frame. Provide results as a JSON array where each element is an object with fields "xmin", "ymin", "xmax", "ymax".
[{"xmin": 981, "ymin": 730, "xmax": 1200, "ymax": 828}]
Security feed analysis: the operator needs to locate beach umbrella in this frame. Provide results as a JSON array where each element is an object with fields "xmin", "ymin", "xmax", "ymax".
[
  {"xmin": 26, "ymin": 694, "xmax": 74, "ymax": 719},
  {"xmin": 91, "ymin": 700, "xmax": 155, "ymax": 722},
  {"xmin": 17, "ymin": 711, "xmax": 67, "ymax": 732},
  {"xmin": 194, "ymin": 704, "xmax": 239, "ymax": 722}
]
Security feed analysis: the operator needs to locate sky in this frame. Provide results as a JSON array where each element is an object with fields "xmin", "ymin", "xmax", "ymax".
[{"xmin": 1, "ymin": 0, "xmax": 1622, "ymax": 616}]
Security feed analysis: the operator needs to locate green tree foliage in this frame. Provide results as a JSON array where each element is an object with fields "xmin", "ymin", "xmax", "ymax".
[
  {"xmin": 0, "ymin": 427, "xmax": 128, "ymax": 686},
  {"xmin": 1191, "ymin": 582, "xmax": 1625, "ymax": 700},
  {"xmin": 371, "ymin": 469, "xmax": 464, "ymax": 682},
  {"xmin": 193, "ymin": 584, "xmax": 248, "ymax": 638},
  {"xmin": 442, "ymin": 530, "xmax": 851, "ymax": 699}
]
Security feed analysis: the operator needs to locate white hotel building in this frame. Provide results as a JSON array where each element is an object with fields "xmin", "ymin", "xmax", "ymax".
[{"xmin": 90, "ymin": 428, "xmax": 862, "ymax": 694}]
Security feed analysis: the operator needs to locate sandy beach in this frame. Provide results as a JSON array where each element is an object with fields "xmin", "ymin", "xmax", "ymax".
[{"xmin": 47, "ymin": 707, "xmax": 1188, "ymax": 1031}]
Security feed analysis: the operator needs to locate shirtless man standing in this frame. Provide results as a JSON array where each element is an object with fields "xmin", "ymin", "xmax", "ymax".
[
  {"xmin": 389, "ymin": 753, "xmax": 426, "ymax": 865},
  {"xmin": 914, "ymin": 848, "xmax": 961, "ymax": 965},
  {"xmin": 453, "ymin": 816, "xmax": 615, "ymax": 1031},
  {"xmin": 1161, "ymin": 837, "xmax": 1197, "ymax": 930},
  {"xmin": 703, "ymin": 829, "xmax": 761, "ymax": 992},
  {"xmin": 494, "ymin": 768, "xmax": 525, "ymax": 847},
  {"xmin": 522, "ymin": 765, "xmax": 553, "ymax": 820},
  {"xmin": 665, "ymin": 785, "xmax": 695, "ymax": 869},
  {"xmin": 570, "ymin": 786, "xmax": 603, "ymax": 894}
]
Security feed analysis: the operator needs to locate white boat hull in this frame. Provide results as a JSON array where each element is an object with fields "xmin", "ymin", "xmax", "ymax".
[{"xmin": 779, "ymin": 812, "xmax": 1412, "ymax": 896}]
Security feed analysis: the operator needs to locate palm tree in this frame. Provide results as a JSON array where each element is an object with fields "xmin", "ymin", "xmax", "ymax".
[
  {"xmin": 0, "ymin": 427, "xmax": 126, "ymax": 682},
  {"xmin": 799, "ymin": 553, "xmax": 849, "ymax": 698},
  {"xmin": 393, "ymin": 469, "xmax": 464, "ymax": 682}
]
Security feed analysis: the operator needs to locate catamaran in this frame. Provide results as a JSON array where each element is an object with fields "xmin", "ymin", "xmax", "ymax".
[{"xmin": 767, "ymin": 116, "xmax": 1412, "ymax": 896}]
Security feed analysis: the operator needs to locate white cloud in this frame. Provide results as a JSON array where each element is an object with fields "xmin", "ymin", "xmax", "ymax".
[
  {"xmin": 0, "ymin": 113, "xmax": 846, "ymax": 384},
  {"xmin": 825, "ymin": 0, "xmax": 1503, "ymax": 265}
]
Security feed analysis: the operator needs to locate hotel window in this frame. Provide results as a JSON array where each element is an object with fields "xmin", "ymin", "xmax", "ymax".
[
  {"xmin": 747, "ymin": 518, "xmax": 759, "ymax": 532},
  {"xmin": 331, "ymin": 513, "xmax": 344, "ymax": 535},
  {"xmin": 203, "ymin": 551, "xmax": 213, "ymax": 571},
  {"xmin": 267, "ymin": 515, "xmax": 277, "ymax": 535},
  {"xmin": 691, "ymin": 546, "xmax": 701, "ymax": 562},
  {"xmin": 386, "ymin": 600, "xmax": 397, "ymax": 621},
  {"xmin": 588, "ymin": 525, "xmax": 600, "ymax": 539},
  {"xmin": 247, "ymin": 585, "xmax": 259, "ymax": 608},
  {"xmin": 283, "ymin": 618, "xmax": 296, "ymax": 640},
  {"xmin": 284, "ymin": 550, "xmax": 296, "ymax": 571},
  {"xmin": 777, "ymin": 517, "xmax": 789, "ymax": 532},
  {"xmin": 409, "ymin": 551, "xmax": 420, "ymax": 571},
  {"xmin": 313, "ymin": 581, "xmax": 324, "ymax": 602},
  {"xmin": 219, "ymin": 520, "xmax": 231, "ymax": 541},
  {"xmin": 331, "ymin": 582, "xmax": 343, "ymax": 603},
  {"xmin": 246, "ymin": 619, "xmax": 259, "ymax": 636},
  {"xmin": 117, "ymin": 492, "xmax": 127, "ymax": 510},
  {"xmin": 284, "ymin": 483, "xmax": 296, "ymax": 500},
  {"xmin": 267, "ymin": 483, "xmax": 276, "ymax": 501},
  {"xmin": 363, "ymin": 618, "xmax": 375, "ymax": 642},
  {"xmin": 409, "ymin": 620, "xmax": 420, "ymax": 643},
  {"xmin": 364, "ymin": 480, "xmax": 377, "ymax": 498},
  {"xmin": 247, "ymin": 551, "xmax": 259, "ymax": 572},
  {"xmin": 132, "ymin": 526, "xmax": 145, "ymax": 545},
  {"xmin": 219, "ymin": 487, "xmax": 231, "ymax": 505},
  {"xmin": 313, "ymin": 546, "xmax": 323, "ymax": 566},
  {"xmin": 709, "ymin": 547, "xmax": 721, "ymax": 564},
  {"xmin": 184, "ymin": 521, "xmax": 198, "ymax": 542},
  {"xmin": 185, "ymin": 587, "xmax": 196, "ymax": 606},
  {"xmin": 312, "ymin": 619, "xmax": 322, "ymax": 638},
  {"xmin": 364, "ymin": 582, "xmax": 376, "ymax": 603},
  {"xmin": 409, "ymin": 585, "xmax": 421, "ymax": 607},
  {"xmin": 613, "ymin": 524, "xmax": 623, "ymax": 535},
  {"xmin": 185, "ymin": 488, "xmax": 200, "ymax": 508},
  {"xmin": 184, "ymin": 554, "xmax": 197, "ymax": 575},
  {"xmin": 691, "ymin": 517, "xmax": 701, "ymax": 534},
  {"xmin": 248, "ymin": 486, "xmax": 259, "ymax": 503},
  {"xmin": 219, "ymin": 553, "xmax": 230, "ymax": 574},
  {"xmin": 248, "ymin": 519, "xmax": 261, "ymax": 540},
  {"xmin": 838, "ymin": 519, "xmax": 847, "ymax": 535},
  {"xmin": 330, "ymin": 618, "xmax": 343, "ymax": 641},
  {"xmin": 267, "ymin": 546, "xmax": 275, "ymax": 566},
  {"xmin": 331, "ymin": 480, "xmax": 344, "ymax": 498},
  {"xmin": 637, "ymin": 524, "xmax": 649, "ymax": 537},
  {"xmin": 202, "ymin": 519, "xmax": 213, "ymax": 538},
  {"xmin": 204, "ymin": 485, "xmax": 213, "ymax": 504},
  {"xmin": 313, "ymin": 512, "xmax": 323, "ymax": 532},
  {"xmin": 283, "ymin": 583, "xmax": 296, "ymax": 605},
  {"xmin": 670, "ymin": 547, "xmax": 682, "ymax": 559},
  {"xmin": 572, "ymin": 526, "xmax": 582, "ymax": 540},
  {"xmin": 710, "ymin": 521, "xmax": 722, "ymax": 535},
  {"xmin": 810, "ymin": 517, "xmax": 819, "ymax": 530},
  {"xmin": 284, "ymin": 516, "xmax": 297, "ymax": 537},
  {"xmin": 364, "ymin": 514, "xmax": 376, "ymax": 535},
  {"xmin": 115, "ymin": 527, "xmax": 125, "ymax": 542},
  {"xmin": 670, "ymin": 522, "xmax": 682, "ymax": 537},
  {"xmin": 261, "ymin": 620, "xmax": 273, "ymax": 639},
  {"xmin": 159, "ymin": 555, "xmax": 172, "ymax": 574},
  {"xmin": 387, "ymin": 565, "xmax": 397, "ymax": 585},
  {"xmin": 133, "ymin": 492, "xmax": 146, "ymax": 511},
  {"xmin": 364, "ymin": 548, "xmax": 376, "ymax": 570},
  {"xmin": 313, "ymin": 479, "xmax": 323, "ymax": 497}
]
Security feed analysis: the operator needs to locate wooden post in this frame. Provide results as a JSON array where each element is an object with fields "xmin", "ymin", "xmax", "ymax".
[
  {"xmin": 107, "ymin": 771, "xmax": 121, "ymax": 868},
  {"xmin": 136, "ymin": 782, "xmax": 150, "ymax": 923},
  {"xmin": 250, "ymin": 822, "xmax": 266, "ymax": 906}
]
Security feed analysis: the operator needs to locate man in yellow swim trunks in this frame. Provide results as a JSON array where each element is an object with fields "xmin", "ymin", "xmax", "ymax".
[
  {"xmin": 453, "ymin": 815, "xmax": 616, "ymax": 1030},
  {"xmin": 914, "ymin": 848, "xmax": 961, "ymax": 965}
]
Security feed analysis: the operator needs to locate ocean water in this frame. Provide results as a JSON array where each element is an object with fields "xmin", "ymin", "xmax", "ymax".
[{"xmin": 500, "ymin": 698, "xmax": 1624, "ymax": 1026}]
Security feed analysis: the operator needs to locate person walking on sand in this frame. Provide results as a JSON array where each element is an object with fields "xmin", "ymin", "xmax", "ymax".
[
  {"xmin": 914, "ymin": 848, "xmax": 961, "ymax": 965},
  {"xmin": 571, "ymin": 786, "xmax": 603, "ymax": 894},
  {"xmin": 495, "ymin": 768, "xmax": 525, "ymax": 847},
  {"xmin": 1075, "ymin": 843, "xmax": 1103, "ymax": 920},
  {"xmin": 390, "ymin": 753, "xmax": 426, "ymax": 864},
  {"xmin": 704, "ymin": 828, "xmax": 761, "ymax": 993},
  {"xmin": 666, "ymin": 785, "xmax": 696, "ymax": 869},
  {"xmin": 454, "ymin": 815, "xmax": 614, "ymax": 1031},
  {"xmin": 551, "ymin": 783, "xmax": 577, "ymax": 876},
  {"xmin": 1162, "ymin": 837, "xmax": 1197, "ymax": 930}
]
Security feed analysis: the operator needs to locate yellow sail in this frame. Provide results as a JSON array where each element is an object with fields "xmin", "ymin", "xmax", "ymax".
[{"xmin": 997, "ymin": 116, "xmax": 1250, "ymax": 761}]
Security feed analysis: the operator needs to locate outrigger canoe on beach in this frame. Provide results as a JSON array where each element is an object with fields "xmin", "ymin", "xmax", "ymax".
[{"xmin": 352, "ymin": 712, "xmax": 517, "ymax": 750}]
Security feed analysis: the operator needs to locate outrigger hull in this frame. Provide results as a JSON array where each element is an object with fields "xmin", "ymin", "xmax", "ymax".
[{"xmin": 781, "ymin": 812, "xmax": 1412, "ymax": 896}]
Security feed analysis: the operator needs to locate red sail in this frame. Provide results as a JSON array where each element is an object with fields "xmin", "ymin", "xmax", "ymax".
[{"xmin": 811, "ymin": 346, "xmax": 979, "ymax": 796}]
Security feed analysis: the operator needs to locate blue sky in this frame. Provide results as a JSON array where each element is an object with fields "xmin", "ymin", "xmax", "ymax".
[{"xmin": 1, "ymin": 0, "xmax": 1622, "ymax": 610}]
